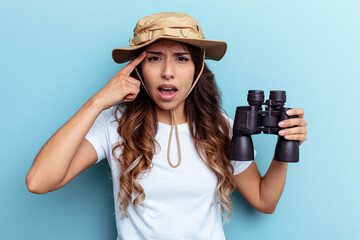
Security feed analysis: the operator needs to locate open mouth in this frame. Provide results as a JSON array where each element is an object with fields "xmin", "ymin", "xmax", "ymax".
[
  {"xmin": 158, "ymin": 87, "xmax": 177, "ymax": 95},
  {"xmin": 158, "ymin": 85, "xmax": 178, "ymax": 100}
]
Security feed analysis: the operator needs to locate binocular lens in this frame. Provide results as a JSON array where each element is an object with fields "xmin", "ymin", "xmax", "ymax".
[
  {"xmin": 247, "ymin": 90, "xmax": 264, "ymax": 105},
  {"xmin": 270, "ymin": 91, "xmax": 286, "ymax": 102}
]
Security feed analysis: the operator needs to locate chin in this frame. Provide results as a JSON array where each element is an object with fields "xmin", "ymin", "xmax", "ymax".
[
  {"xmin": 156, "ymin": 104, "xmax": 177, "ymax": 111},
  {"xmin": 155, "ymin": 101, "xmax": 182, "ymax": 112}
]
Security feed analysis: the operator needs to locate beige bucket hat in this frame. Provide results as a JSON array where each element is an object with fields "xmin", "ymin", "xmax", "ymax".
[{"xmin": 112, "ymin": 12, "xmax": 227, "ymax": 63}]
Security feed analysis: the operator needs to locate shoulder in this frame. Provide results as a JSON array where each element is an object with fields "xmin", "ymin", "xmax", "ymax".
[
  {"xmin": 101, "ymin": 105, "xmax": 125, "ymax": 121},
  {"xmin": 94, "ymin": 105, "xmax": 126, "ymax": 132}
]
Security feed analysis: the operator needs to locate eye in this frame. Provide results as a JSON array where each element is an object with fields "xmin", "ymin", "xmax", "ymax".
[
  {"xmin": 147, "ymin": 56, "xmax": 160, "ymax": 62},
  {"xmin": 177, "ymin": 56, "xmax": 189, "ymax": 62}
]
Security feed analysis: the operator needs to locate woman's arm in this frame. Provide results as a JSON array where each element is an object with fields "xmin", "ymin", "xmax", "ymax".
[
  {"xmin": 234, "ymin": 108, "xmax": 307, "ymax": 213},
  {"xmin": 26, "ymin": 52, "xmax": 146, "ymax": 194},
  {"xmin": 26, "ymin": 98, "xmax": 103, "ymax": 194},
  {"xmin": 234, "ymin": 160, "xmax": 287, "ymax": 214}
]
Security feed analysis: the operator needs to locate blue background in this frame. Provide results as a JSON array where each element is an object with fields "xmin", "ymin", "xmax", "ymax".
[{"xmin": 1, "ymin": 0, "xmax": 359, "ymax": 239}]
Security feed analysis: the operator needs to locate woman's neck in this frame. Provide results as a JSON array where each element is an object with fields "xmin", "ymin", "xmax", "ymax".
[{"xmin": 156, "ymin": 105, "xmax": 187, "ymax": 125}]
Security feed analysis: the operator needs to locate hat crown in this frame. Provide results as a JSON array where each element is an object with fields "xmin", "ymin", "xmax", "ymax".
[
  {"xmin": 130, "ymin": 12, "xmax": 205, "ymax": 46},
  {"xmin": 134, "ymin": 12, "xmax": 203, "ymax": 35}
]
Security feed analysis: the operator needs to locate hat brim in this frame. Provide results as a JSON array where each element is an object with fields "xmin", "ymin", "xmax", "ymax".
[{"xmin": 112, "ymin": 36, "xmax": 227, "ymax": 63}]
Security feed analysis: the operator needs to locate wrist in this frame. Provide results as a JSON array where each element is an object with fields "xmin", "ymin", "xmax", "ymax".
[{"xmin": 87, "ymin": 95, "xmax": 105, "ymax": 112}]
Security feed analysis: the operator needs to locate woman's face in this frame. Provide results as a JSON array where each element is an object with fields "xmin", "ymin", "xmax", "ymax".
[{"xmin": 141, "ymin": 39, "xmax": 195, "ymax": 117}]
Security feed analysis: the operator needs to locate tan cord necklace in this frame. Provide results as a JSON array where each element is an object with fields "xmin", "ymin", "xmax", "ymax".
[
  {"xmin": 167, "ymin": 109, "xmax": 182, "ymax": 167},
  {"xmin": 135, "ymin": 50, "xmax": 206, "ymax": 168}
]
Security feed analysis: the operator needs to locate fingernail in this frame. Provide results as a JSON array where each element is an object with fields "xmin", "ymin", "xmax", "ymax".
[
  {"xmin": 285, "ymin": 135, "xmax": 291, "ymax": 139},
  {"xmin": 141, "ymin": 51, "xmax": 146, "ymax": 55},
  {"xmin": 286, "ymin": 110, "xmax": 293, "ymax": 115},
  {"xmin": 278, "ymin": 121, "xmax": 285, "ymax": 127},
  {"xmin": 279, "ymin": 130, "xmax": 285, "ymax": 135}
]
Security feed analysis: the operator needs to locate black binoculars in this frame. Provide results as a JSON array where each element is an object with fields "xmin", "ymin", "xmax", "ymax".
[{"xmin": 230, "ymin": 90, "xmax": 299, "ymax": 162}]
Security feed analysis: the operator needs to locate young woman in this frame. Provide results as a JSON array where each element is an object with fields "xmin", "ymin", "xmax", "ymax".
[{"xmin": 26, "ymin": 12, "xmax": 308, "ymax": 239}]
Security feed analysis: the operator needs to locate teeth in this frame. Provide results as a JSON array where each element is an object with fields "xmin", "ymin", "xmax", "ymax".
[{"xmin": 161, "ymin": 88, "xmax": 174, "ymax": 90}]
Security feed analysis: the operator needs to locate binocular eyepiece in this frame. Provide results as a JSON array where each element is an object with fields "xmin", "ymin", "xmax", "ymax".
[
  {"xmin": 230, "ymin": 90, "xmax": 299, "ymax": 162},
  {"xmin": 248, "ymin": 90, "xmax": 286, "ymax": 105}
]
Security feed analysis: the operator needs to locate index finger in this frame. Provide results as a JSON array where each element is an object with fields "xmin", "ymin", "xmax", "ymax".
[
  {"xmin": 286, "ymin": 108, "xmax": 304, "ymax": 118},
  {"xmin": 122, "ymin": 51, "xmax": 146, "ymax": 75}
]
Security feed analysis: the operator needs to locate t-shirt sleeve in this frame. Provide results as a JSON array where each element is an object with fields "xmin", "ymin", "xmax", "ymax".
[
  {"xmin": 85, "ymin": 110, "xmax": 109, "ymax": 164},
  {"xmin": 223, "ymin": 113, "xmax": 256, "ymax": 175},
  {"xmin": 231, "ymin": 150, "xmax": 257, "ymax": 175}
]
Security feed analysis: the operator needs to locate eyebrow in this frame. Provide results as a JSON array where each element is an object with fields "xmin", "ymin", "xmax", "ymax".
[{"xmin": 146, "ymin": 51, "xmax": 190, "ymax": 56}]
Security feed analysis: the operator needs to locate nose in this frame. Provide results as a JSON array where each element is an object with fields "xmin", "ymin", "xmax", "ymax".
[{"xmin": 161, "ymin": 58, "xmax": 175, "ymax": 80}]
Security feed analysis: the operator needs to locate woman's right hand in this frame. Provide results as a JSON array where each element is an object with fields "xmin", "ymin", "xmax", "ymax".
[{"xmin": 93, "ymin": 51, "xmax": 146, "ymax": 110}]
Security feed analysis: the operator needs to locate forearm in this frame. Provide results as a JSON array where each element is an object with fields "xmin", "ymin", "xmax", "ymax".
[
  {"xmin": 26, "ymin": 97, "xmax": 103, "ymax": 189},
  {"xmin": 259, "ymin": 159, "xmax": 288, "ymax": 213}
]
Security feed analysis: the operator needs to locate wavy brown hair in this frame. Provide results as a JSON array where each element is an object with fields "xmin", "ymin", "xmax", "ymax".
[{"xmin": 111, "ymin": 43, "xmax": 236, "ymax": 224}]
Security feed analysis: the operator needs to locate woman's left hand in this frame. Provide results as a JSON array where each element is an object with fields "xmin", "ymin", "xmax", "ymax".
[{"xmin": 278, "ymin": 108, "xmax": 308, "ymax": 146}]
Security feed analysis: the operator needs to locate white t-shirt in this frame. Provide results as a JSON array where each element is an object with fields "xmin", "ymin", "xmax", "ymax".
[{"xmin": 85, "ymin": 106, "xmax": 254, "ymax": 240}]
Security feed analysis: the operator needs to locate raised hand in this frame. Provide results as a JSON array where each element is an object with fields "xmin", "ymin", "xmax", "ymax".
[{"xmin": 93, "ymin": 51, "xmax": 146, "ymax": 110}]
